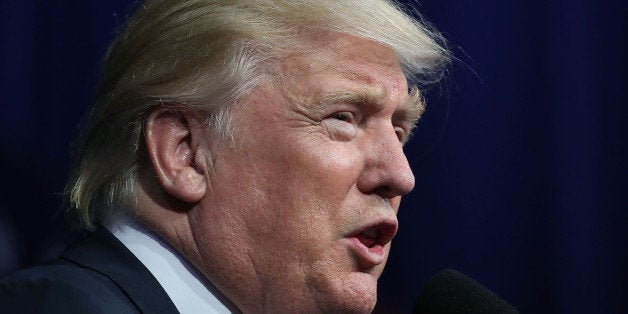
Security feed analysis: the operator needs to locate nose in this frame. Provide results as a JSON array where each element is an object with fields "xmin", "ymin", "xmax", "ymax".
[{"xmin": 357, "ymin": 128, "xmax": 416, "ymax": 199}]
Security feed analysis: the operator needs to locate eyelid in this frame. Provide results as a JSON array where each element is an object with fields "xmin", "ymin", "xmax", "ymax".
[
  {"xmin": 395, "ymin": 122, "xmax": 415, "ymax": 144},
  {"xmin": 328, "ymin": 109, "xmax": 362, "ymax": 124},
  {"xmin": 322, "ymin": 111, "xmax": 359, "ymax": 141},
  {"xmin": 327, "ymin": 110, "xmax": 412, "ymax": 142},
  {"xmin": 331, "ymin": 111, "xmax": 355, "ymax": 122},
  {"xmin": 393, "ymin": 125, "xmax": 406, "ymax": 142}
]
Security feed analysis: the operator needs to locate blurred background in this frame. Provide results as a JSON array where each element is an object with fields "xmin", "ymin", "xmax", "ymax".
[{"xmin": 1, "ymin": 0, "xmax": 626, "ymax": 313}]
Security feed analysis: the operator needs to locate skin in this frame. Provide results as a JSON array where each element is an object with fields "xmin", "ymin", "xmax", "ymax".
[{"xmin": 138, "ymin": 34, "xmax": 420, "ymax": 313}]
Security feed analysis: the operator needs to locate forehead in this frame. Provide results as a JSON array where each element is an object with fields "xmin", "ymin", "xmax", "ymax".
[{"xmin": 280, "ymin": 34, "xmax": 410, "ymax": 107}]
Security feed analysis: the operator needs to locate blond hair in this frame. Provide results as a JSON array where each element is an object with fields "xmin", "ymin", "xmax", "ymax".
[{"xmin": 66, "ymin": 0, "xmax": 450, "ymax": 229}]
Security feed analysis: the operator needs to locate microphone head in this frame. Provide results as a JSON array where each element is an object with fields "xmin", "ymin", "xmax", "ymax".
[{"xmin": 413, "ymin": 269, "xmax": 518, "ymax": 314}]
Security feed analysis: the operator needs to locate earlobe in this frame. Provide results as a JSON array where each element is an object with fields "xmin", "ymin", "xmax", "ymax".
[{"xmin": 145, "ymin": 107, "xmax": 207, "ymax": 204}]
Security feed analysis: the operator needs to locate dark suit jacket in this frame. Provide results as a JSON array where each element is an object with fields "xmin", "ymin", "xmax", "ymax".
[{"xmin": 0, "ymin": 228, "xmax": 179, "ymax": 313}]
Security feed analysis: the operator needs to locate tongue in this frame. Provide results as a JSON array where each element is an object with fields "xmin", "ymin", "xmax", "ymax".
[{"xmin": 356, "ymin": 233, "xmax": 376, "ymax": 247}]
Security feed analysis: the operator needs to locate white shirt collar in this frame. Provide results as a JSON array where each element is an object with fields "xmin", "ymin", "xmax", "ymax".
[{"xmin": 105, "ymin": 216, "xmax": 237, "ymax": 314}]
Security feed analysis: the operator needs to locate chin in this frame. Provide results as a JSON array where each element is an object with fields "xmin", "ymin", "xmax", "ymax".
[{"xmin": 315, "ymin": 271, "xmax": 379, "ymax": 314}]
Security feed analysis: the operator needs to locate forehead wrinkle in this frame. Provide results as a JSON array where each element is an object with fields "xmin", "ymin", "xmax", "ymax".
[{"xmin": 315, "ymin": 65, "xmax": 396, "ymax": 106}]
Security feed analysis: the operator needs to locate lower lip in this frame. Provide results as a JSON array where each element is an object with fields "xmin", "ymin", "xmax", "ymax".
[{"xmin": 343, "ymin": 236, "xmax": 386, "ymax": 268}]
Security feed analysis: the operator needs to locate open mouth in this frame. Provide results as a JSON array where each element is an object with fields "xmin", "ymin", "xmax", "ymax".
[
  {"xmin": 356, "ymin": 227, "xmax": 379, "ymax": 248},
  {"xmin": 353, "ymin": 220, "xmax": 397, "ymax": 248},
  {"xmin": 346, "ymin": 219, "xmax": 398, "ymax": 268}
]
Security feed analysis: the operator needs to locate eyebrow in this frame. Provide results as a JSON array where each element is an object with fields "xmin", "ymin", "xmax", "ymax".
[
  {"xmin": 317, "ymin": 86, "xmax": 425, "ymax": 135},
  {"xmin": 399, "ymin": 86, "xmax": 426, "ymax": 132}
]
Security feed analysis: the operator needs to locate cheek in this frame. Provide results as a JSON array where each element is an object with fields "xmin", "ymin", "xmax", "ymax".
[
  {"xmin": 225, "ymin": 105, "xmax": 366, "ymax": 237},
  {"xmin": 289, "ymin": 134, "xmax": 362, "ymax": 186},
  {"xmin": 245, "ymin": 120, "xmax": 363, "ymax": 199},
  {"xmin": 241, "ymin": 134, "xmax": 364, "ymax": 246},
  {"xmin": 268, "ymin": 139, "xmax": 361, "ymax": 214}
]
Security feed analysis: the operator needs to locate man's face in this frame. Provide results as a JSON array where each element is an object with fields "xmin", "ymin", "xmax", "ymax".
[{"xmin": 189, "ymin": 35, "xmax": 418, "ymax": 313}]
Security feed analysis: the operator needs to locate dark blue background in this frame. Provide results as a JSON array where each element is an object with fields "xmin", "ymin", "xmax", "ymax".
[{"xmin": 1, "ymin": 1, "xmax": 626, "ymax": 313}]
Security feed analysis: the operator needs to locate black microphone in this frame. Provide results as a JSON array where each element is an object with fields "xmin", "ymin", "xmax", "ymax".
[{"xmin": 413, "ymin": 269, "xmax": 518, "ymax": 314}]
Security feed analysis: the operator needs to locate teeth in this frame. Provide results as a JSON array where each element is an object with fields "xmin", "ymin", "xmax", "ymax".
[{"xmin": 361, "ymin": 227, "xmax": 379, "ymax": 239}]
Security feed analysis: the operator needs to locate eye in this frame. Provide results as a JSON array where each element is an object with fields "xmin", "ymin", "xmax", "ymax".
[
  {"xmin": 323, "ymin": 111, "xmax": 358, "ymax": 141},
  {"xmin": 394, "ymin": 125, "xmax": 407, "ymax": 143},
  {"xmin": 331, "ymin": 112, "xmax": 354, "ymax": 123}
]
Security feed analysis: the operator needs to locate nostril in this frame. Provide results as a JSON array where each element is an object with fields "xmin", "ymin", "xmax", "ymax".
[
  {"xmin": 359, "ymin": 174, "xmax": 414, "ymax": 198},
  {"xmin": 371, "ymin": 186, "xmax": 393, "ymax": 198}
]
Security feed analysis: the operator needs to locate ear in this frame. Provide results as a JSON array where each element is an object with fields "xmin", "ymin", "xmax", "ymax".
[{"xmin": 144, "ymin": 107, "xmax": 207, "ymax": 203}]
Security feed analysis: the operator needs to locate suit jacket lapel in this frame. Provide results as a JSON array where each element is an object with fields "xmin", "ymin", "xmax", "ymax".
[{"xmin": 60, "ymin": 228, "xmax": 180, "ymax": 314}]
